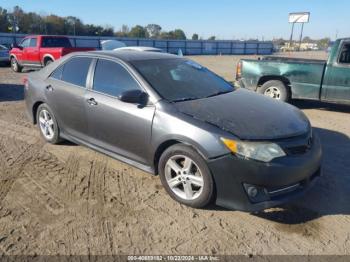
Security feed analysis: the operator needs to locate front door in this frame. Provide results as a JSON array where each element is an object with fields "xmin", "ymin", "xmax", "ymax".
[
  {"xmin": 85, "ymin": 58, "xmax": 155, "ymax": 165},
  {"xmin": 322, "ymin": 41, "xmax": 350, "ymax": 102},
  {"xmin": 25, "ymin": 38, "xmax": 40, "ymax": 65},
  {"xmin": 17, "ymin": 38, "xmax": 30, "ymax": 63}
]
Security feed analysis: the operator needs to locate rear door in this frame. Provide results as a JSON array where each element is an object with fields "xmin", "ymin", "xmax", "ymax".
[
  {"xmin": 85, "ymin": 58, "xmax": 155, "ymax": 164},
  {"xmin": 322, "ymin": 41, "xmax": 350, "ymax": 102},
  {"xmin": 45, "ymin": 56, "xmax": 93, "ymax": 141}
]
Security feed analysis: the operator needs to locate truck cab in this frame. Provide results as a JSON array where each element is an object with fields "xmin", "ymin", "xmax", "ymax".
[{"xmin": 321, "ymin": 39, "xmax": 350, "ymax": 102}]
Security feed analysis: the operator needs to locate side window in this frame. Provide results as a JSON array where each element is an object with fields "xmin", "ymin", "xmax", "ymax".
[
  {"xmin": 20, "ymin": 38, "xmax": 30, "ymax": 48},
  {"xmin": 339, "ymin": 43, "xmax": 350, "ymax": 64},
  {"xmin": 61, "ymin": 57, "xmax": 92, "ymax": 87},
  {"xmin": 93, "ymin": 59, "xmax": 140, "ymax": 97},
  {"xmin": 50, "ymin": 66, "xmax": 64, "ymax": 80},
  {"xmin": 29, "ymin": 38, "xmax": 37, "ymax": 47}
]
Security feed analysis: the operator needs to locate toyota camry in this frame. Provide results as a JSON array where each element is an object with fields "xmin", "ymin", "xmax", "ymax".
[{"xmin": 24, "ymin": 51, "xmax": 322, "ymax": 211}]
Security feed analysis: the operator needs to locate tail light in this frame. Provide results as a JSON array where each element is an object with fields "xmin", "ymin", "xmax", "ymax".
[{"xmin": 236, "ymin": 60, "xmax": 242, "ymax": 80}]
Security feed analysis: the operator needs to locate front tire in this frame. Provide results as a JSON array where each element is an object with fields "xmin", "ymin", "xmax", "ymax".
[
  {"xmin": 36, "ymin": 104, "xmax": 62, "ymax": 144},
  {"xmin": 10, "ymin": 57, "xmax": 22, "ymax": 72},
  {"xmin": 159, "ymin": 144, "xmax": 214, "ymax": 208},
  {"xmin": 258, "ymin": 80, "xmax": 290, "ymax": 102}
]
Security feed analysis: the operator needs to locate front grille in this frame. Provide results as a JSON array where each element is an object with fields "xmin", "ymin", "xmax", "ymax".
[
  {"xmin": 283, "ymin": 134, "xmax": 313, "ymax": 156},
  {"xmin": 285, "ymin": 145, "xmax": 309, "ymax": 155}
]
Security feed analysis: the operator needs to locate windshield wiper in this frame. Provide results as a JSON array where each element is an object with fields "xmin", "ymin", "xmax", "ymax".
[
  {"xmin": 172, "ymin": 97, "xmax": 200, "ymax": 102},
  {"xmin": 205, "ymin": 90, "xmax": 233, "ymax": 98}
]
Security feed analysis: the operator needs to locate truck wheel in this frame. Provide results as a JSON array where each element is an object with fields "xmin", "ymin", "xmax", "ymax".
[
  {"xmin": 258, "ymin": 80, "xmax": 290, "ymax": 102},
  {"xmin": 158, "ymin": 144, "xmax": 214, "ymax": 208},
  {"xmin": 10, "ymin": 57, "xmax": 22, "ymax": 72},
  {"xmin": 44, "ymin": 58, "xmax": 53, "ymax": 66}
]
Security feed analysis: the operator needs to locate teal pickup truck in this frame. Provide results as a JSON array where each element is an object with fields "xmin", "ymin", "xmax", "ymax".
[{"xmin": 236, "ymin": 38, "xmax": 350, "ymax": 104}]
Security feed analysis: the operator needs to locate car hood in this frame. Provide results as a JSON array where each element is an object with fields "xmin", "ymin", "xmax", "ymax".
[{"xmin": 173, "ymin": 89, "xmax": 310, "ymax": 140}]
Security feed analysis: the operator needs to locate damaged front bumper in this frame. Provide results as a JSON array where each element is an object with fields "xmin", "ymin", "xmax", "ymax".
[{"xmin": 207, "ymin": 132, "xmax": 322, "ymax": 212}]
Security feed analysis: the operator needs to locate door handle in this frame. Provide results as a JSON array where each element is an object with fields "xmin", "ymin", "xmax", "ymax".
[
  {"xmin": 86, "ymin": 98, "xmax": 98, "ymax": 106},
  {"xmin": 46, "ymin": 85, "xmax": 53, "ymax": 91}
]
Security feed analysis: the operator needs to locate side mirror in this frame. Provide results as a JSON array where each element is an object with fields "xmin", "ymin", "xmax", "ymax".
[
  {"xmin": 118, "ymin": 89, "xmax": 148, "ymax": 105},
  {"xmin": 11, "ymin": 43, "xmax": 21, "ymax": 50}
]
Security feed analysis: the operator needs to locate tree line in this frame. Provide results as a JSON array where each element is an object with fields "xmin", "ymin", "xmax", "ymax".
[{"xmin": 0, "ymin": 6, "xmax": 214, "ymax": 40}]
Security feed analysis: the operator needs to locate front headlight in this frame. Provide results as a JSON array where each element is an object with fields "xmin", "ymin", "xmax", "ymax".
[{"xmin": 221, "ymin": 138, "xmax": 286, "ymax": 162}]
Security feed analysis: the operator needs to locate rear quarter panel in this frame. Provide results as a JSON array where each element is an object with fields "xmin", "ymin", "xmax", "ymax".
[
  {"xmin": 25, "ymin": 72, "xmax": 48, "ymax": 123},
  {"xmin": 241, "ymin": 59, "xmax": 326, "ymax": 100}
]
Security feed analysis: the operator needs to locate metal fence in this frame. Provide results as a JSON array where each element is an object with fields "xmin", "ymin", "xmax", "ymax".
[{"xmin": 0, "ymin": 33, "xmax": 274, "ymax": 55}]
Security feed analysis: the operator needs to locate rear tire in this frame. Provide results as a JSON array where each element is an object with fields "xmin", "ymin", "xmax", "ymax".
[
  {"xmin": 44, "ymin": 58, "xmax": 53, "ymax": 66},
  {"xmin": 10, "ymin": 57, "xmax": 22, "ymax": 72},
  {"xmin": 36, "ymin": 104, "xmax": 62, "ymax": 144},
  {"xmin": 258, "ymin": 80, "xmax": 290, "ymax": 102},
  {"xmin": 158, "ymin": 144, "xmax": 214, "ymax": 208}
]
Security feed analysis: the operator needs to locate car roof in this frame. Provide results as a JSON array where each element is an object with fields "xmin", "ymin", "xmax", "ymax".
[
  {"xmin": 24, "ymin": 35, "xmax": 69, "ymax": 38},
  {"xmin": 338, "ymin": 37, "xmax": 350, "ymax": 42},
  {"xmin": 116, "ymin": 46, "xmax": 162, "ymax": 51},
  {"xmin": 73, "ymin": 50, "xmax": 180, "ymax": 62}
]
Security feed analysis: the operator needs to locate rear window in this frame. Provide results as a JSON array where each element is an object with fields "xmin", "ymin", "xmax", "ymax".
[
  {"xmin": 339, "ymin": 43, "xmax": 350, "ymax": 64},
  {"xmin": 50, "ymin": 66, "xmax": 64, "ymax": 80},
  {"xmin": 58, "ymin": 57, "xmax": 92, "ymax": 87},
  {"xmin": 42, "ymin": 37, "xmax": 72, "ymax": 48}
]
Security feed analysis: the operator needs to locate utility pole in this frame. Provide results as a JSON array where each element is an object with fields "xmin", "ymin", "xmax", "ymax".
[
  {"xmin": 299, "ymin": 23, "xmax": 304, "ymax": 51},
  {"xmin": 289, "ymin": 22, "xmax": 295, "ymax": 48}
]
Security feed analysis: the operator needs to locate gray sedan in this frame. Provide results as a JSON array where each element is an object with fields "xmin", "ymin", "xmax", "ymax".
[{"xmin": 24, "ymin": 51, "xmax": 322, "ymax": 211}]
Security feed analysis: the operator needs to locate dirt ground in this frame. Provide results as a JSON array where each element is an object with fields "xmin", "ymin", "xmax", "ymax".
[{"xmin": 0, "ymin": 51, "xmax": 349, "ymax": 256}]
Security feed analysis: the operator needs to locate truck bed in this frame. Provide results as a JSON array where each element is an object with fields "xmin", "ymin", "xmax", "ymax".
[
  {"xmin": 262, "ymin": 56, "xmax": 326, "ymax": 64},
  {"xmin": 240, "ymin": 57, "xmax": 327, "ymax": 100}
]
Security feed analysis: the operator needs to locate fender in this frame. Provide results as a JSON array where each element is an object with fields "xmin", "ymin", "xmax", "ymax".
[
  {"xmin": 42, "ymin": 54, "xmax": 55, "ymax": 65},
  {"xmin": 9, "ymin": 53, "xmax": 19, "ymax": 63}
]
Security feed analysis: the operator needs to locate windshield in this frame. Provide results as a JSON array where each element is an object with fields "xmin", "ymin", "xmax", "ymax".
[
  {"xmin": 42, "ymin": 37, "xmax": 72, "ymax": 48},
  {"xmin": 131, "ymin": 58, "xmax": 234, "ymax": 102},
  {"xmin": 101, "ymin": 40, "xmax": 126, "ymax": 50}
]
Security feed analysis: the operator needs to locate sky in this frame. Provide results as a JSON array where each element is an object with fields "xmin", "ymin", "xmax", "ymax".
[{"xmin": 0, "ymin": 0, "xmax": 348, "ymax": 40}]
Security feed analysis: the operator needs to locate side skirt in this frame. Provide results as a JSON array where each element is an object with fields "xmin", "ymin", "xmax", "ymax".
[{"xmin": 60, "ymin": 132, "xmax": 156, "ymax": 175}]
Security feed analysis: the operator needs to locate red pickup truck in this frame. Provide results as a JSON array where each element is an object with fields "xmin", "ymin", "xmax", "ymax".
[{"xmin": 10, "ymin": 35, "xmax": 94, "ymax": 72}]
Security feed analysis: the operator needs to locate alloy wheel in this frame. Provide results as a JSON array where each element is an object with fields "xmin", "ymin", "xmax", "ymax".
[
  {"xmin": 38, "ymin": 109, "xmax": 55, "ymax": 140},
  {"xmin": 164, "ymin": 155, "xmax": 204, "ymax": 200}
]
